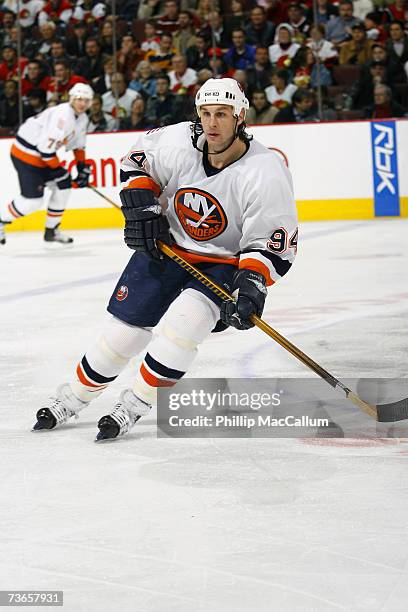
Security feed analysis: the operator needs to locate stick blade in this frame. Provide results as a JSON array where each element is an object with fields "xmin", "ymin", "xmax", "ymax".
[{"xmin": 377, "ymin": 397, "xmax": 408, "ymax": 423}]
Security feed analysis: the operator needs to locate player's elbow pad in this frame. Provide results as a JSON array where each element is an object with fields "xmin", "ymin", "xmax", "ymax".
[{"xmin": 119, "ymin": 188, "xmax": 162, "ymax": 222}]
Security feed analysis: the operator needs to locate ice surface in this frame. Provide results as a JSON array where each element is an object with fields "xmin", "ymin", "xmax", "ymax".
[{"xmin": 1, "ymin": 220, "xmax": 407, "ymax": 612}]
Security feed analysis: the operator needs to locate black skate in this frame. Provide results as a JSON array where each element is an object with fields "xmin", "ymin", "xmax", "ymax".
[
  {"xmin": 44, "ymin": 224, "xmax": 73, "ymax": 244},
  {"xmin": 33, "ymin": 384, "xmax": 88, "ymax": 431},
  {"xmin": 95, "ymin": 390, "xmax": 151, "ymax": 442}
]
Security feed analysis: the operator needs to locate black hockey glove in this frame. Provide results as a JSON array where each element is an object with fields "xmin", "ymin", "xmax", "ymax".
[
  {"xmin": 73, "ymin": 162, "xmax": 92, "ymax": 188},
  {"xmin": 120, "ymin": 187, "xmax": 171, "ymax": 260},
  {"xmin": 220, "ymin": 269, "xmax": 267, "ymax": 330}
]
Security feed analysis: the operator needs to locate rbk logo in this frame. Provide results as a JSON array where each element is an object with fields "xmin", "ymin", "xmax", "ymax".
[{"xmin": 174, "ymin": 188, "xmax": 227, "ymax": 241}]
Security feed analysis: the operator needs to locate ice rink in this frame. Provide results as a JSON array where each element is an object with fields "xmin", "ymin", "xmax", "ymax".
[{"xmin": 1, "ymin": 219, "xmax": 407, "ymax": 612}]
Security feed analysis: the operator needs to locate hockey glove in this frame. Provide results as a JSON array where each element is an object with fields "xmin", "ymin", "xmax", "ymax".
[
  {"xmin": 48, "ymin": 165, "xmax": 71, "ymax": 186},
  {"xmin": 73, "ymin": 162, "xmax": 92, "ymax": 188},
  {"xmin": 120, "ymin": 187, "xmax": 171, "ymax": 260},
  {"xmin": 220, "ymin": 269, "xmax": 267, "ymax": 330}
]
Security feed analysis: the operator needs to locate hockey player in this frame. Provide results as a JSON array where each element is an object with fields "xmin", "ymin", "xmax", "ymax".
[
  {"xmin": 0, "ymin": 83, "xmax": 94, "ymax": 246},
  {"xmin": 33, "ymin": 77, "xmax": 298, "ymax": 441}
]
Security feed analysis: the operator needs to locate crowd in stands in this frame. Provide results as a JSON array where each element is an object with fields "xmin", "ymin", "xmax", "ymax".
[{"xmin": 0, "ymin": 0, "xmax": 407, "ymax": 134}]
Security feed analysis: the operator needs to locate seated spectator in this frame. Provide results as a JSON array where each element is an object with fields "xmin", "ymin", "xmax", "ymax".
[
  {"xmin": 364, "ymin": 83, "xmax": 406, "ymax": 117},
  {"xmin": 244, "ymin": 6, "xmax": 275, "ymax": 48},
  {"xmin": 92, "ymin": 55, "xmax": 114, "ymax": 94},
  {"xmin": 23, "ymin": 87, "xmax": 47, "ymax": 119},
  {"xmin": 386, "ymin": 21, "xmax": 408, "ymax": 79},
  {"xmin": 87, "ymin": 93, "xmax": 116, "ymax": 132},
  {"xmin": 195, "ymin": 0, "xmax": 220, "ymax": 25},
  {"xmin": 326, "ymin": 0, "xmax": 359, "ymax": 46},
  {"xmin": 0, "ymin": 46, "xmax": 28, "ymax": 81},
  {"xmin": 116, "ymin": 35, "xmax": 144, "ymax": 81},
  {"xmin": 21, "ymin": 60, "xmax": 51, "ymax": 97},
  {"xmin": 353, "ymin": 0, "xmax": 374, "ymax": 22},
  {"xmin": 370, "ymin": 42, "xmax": 406, "ymax": 83},
  {"xmin": 155, "ymin": 0, "xmax": 180, "ymax": 35},
  {"xmin": 246, "ymin": 45, "xmax": 274, "ymax": 97},
  {"xmin": 386, "ymin": 0, "xmax": 406, "ymax": 22},
  {"xmin": 307, "ymin": 23, "xmax": 338, "ymax": 65},
  {"xmin": 292, "ymin": 46, "xmax": 332, "ymax": 88},
  {"xmin": 364, "ymin": 12, "xmax": 388, "ymax": 44},
  {"xmin": 265, "ymin": 0, "xmax": 290, "ymax": 25},
  {"xmin": 138, "ymin": 0, "xmax": 162, "ymax": 20},
  {"xmin": 145, "ymin": 32, "xmax": 175, "ymax": 73},
  {"xmin": 208, "ymin": 50, "xmax": 230, "ymax": 77},
  {"xmin": 48, "ymin": 39, "xmax": 72, "ymax": 69},
  {"xmin": 38, "ymin": 0, "xmax": 73, "ymax": 27},
  {"xmin": 0, "ymin": 12, "xmax": 16, "ymax": 48},
  {"xmin": 205, "ymin": 11, "xmax": 231, "ymax": 50},
  {"xmin": 246, "ymin": 88, "xmax": 279, "ymax": 124},
  {"xmin": 119, "ymin": 97, "xmax": 151, "ymax": 130},
  {"xmin": 6, "ymin": 0, "xmax": 43, "ymax": 30},
  {"xmin": 287, "ymin": 3, "xmax": 311, "ymax": 42},
  {"xmin": 265, "ymin": 68, "xmax": 297, "ymax": 107},
  {"xmin": 232, "ymin": 68, "xmax": 248, "ymax": 92},
  {"xmin": 196, "ymin": 67, "xmax": 212, "ymax": 86},
  {"xmin": 146, "ymin": 72, "xmax": 178, "ymax": 126},
  {"xmin": 168, "ymin": 54, "xmax": 197, "ymax": 94},
  {"xmin": 339, "ymin": 23, "xmax": 374, "ymax": 65},
  {"xmin": 352, "ymin": 60, "xmax": 392, "ymax": 108},
  {"xmin": 274, "ymin": 88, "xmax": 317, "ymax": 122},
  {"xmin": 76, "ymin": 37, "xmax": 105, "ymax": 82},
  {"xmin": 268, "ymin": 24, "xmax": 300, "ymax": 67},
  {"xmin": 98, "ymin": 18, "xmax": 115, "ymax": 55},
  {"xmin": 129, "ymin": 61, "xmax": 157, "ymax": 98},
  {"xmin": 72, "ymin": 0, "xmax": 107, "ymax": 25},
  {"xmin": 186, "ymin": 34, "xmax": 210, "ymax": 71},
  {"xmin": 224, "ymin": 29, "xmax": 256, "ymax": 71},
  {"xmin": 102, "ymin": 71, "xmax": 141, "ymax": 121},
  {"xmin": 47, "ymin": 60, "xmax": 87, "ymax": 103},
  {"xmin": 0, "ymin": 79, "xmax": 19, "ymax": 130},
  {"xmin": 141, "ymin": 21, "xmax": 161, "ymax": 56},
  {"xmin": 306, "ymin": 0, "xmax": 338, "ymax": 26},
  {"xmin": 24, "ymin": 21, "xmax": 56, "ymax": 59},
  {"xmin": 65, "ymin": 22, "xmax": 88, "ymax": 57},
  {"xmin": 173, "ymin": 11, "xmax": 197, "ymax": 55},
  {"xmin": 228, "ymin": 0, "xmax": 246, "ymax": 33}
]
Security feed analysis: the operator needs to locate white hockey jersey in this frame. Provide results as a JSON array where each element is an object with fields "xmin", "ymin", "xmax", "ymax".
[
  {"xmin": 12, "ymin": 102, "xmax": 88, "ymax": 169},
  {"xmin": 120, "ymin": 122, "xmax": 298, "ymax": 286}
]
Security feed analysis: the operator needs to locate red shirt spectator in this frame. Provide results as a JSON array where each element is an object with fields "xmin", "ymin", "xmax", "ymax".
[
  {"xmin": 0, "ymin": 47, "xmax": 28, "ymax": 81},
  {"xmin": 155, "ymin": 0, "xmax": 180, "ymax": 35},
  {"xmin": 39, "ymin": 0, "xmax": 73, "ymax": 26},
  {"xmin": 46, "ymin": 60, "xmax": 87, "ymax": 102},
  {"xmin": 21, "ymin": 60, "xmax": 51, "ymax": 96}
]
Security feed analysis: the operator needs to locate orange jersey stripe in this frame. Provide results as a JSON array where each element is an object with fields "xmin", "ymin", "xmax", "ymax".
[
  {"xmin": 44, "ymin": 156, "xmax": 60, "ymax": 169},
  {"xmin": 11, "ymin": 144, "xmax": 47, "ymax": 168},
  {"xmin": 140, "ymin": 363, "xmax": 176, "ymax": 388},
  {"xmin": 239, "ymin": 258, "xmax": 274, "ymax": 286},
  {"xmin": 124, "ymin": 176, "xmax": 161, "ymax": 197},
  {"xmin": 171, "ymin": 244, "xmax": 239, "ymax": 267}
]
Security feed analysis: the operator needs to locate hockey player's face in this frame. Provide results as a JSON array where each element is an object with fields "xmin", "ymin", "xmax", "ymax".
[
  {"xmin": 200, "ymin": 105, "xmax": 240, "ymax": 148},
  {"xmin": 71, "ymin": 98, "xmax": 90, "ymax": 114}
]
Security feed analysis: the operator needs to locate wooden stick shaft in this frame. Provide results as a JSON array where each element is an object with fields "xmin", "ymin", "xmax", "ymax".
[{"xmin": 89, "ymin": 185, "xmax": 121, "ymax": 209}]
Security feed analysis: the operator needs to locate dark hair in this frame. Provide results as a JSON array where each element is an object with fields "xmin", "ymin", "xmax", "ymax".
[
  {"xmin": 339, "ymin": 0, "xmax": 353, "ymax": 5},
  {"xmin": 251, "ymin": 5, "xmax": 265, "ymax": 13},
  {"xmin": 51, "ymin": 38, "xmax": 65, "ymax": 47},
  {"xmin": 54, "ymin": 59, "xmax": 70, "ymax": 70},
  {"xmin": 28, "ymin": 87, "xmax": 46, "ymax": 103},
  {"xmin": 161, "ymin": 33, "xmax": 173, "ymax": 40},
  {"xmin": 251, "ymin": 88, "xmax": 267, "ymax": 98},
  {"xmin": 389, "ymin": 20, "xmax": 404, "ymax": 30},
  {"xmin": 156, "ymin": 73, "xmax": 170, "ymax": 85},
  {"xmin": 191, "ymin": 110, "xmax": 253, "ymax": 150},
  {"xmin": 274, "ymin": 68, "xmax": 291, "ymax": 85},
  {"xmin": 292, "ymin": 89, "xmax": 313, "ymax": 105},
  {"xmin": 85, "ymin": 37, "xmax": 100, "ymax": 46},
  {"xmin": 232, "ymin": 28, "xmax": 246, "ymax": 36}
]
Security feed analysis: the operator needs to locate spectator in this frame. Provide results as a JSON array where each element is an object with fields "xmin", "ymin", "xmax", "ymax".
[
  {"xmin": 339, "ymin": 23, "xmax": 374, "ymax": 65},
  {"xmin": 306, "ymin": 0, "xmax": 338, "ymax": 26},
  {"xmin": 352, "ymin": 60, "xmax": 391, "ymax": 108},
  {"xmin": 23, "ymin": 88, "xmax": 47, "ymax": 119},
  {"xmin": 76, "ymin": 38, "xmax": 105, "ymax": 82},
  {"xmin": 245, "ymin": 46, "xmax": 274, "ymax": 97},
  {"xmin": 195, "ymin": 0, "xmax": 220, "ymax": 24},
  {"xmin": 228, "ymin": 0, "xmax": 246, "ymax": 33},
  {"xmin": 224, "ymin": 29, "xmax": 256, "ymax": 70},
  {"xmin": 145, "ymin": 73, "xmax": 177, "ymax": 126},
  {"xmin": 364, "ymin": 13, "xmax": 388, "ymax": 45},
  {"xmin": 370, "ymin": 42, "xmax": 406, "ymax": 83},
  {"xmin": 0, "ymin": 46, "xmax": 28, "ymax": 82},
  {"xmin": 129, "ymin": 60, "xmax": 157, "ymax": 98},
  {"xmin": 386, "ymin": 21, "xmax": 408, "ymax": 78},
  {"xmin": 102, "ymin": 71, "xmax": 141, "ymax": 120},
  {"xmin": 274, "ymin": 88, "xmax": 317, "ymax": 122},
  {"xmin": 48, "ymin": 39, "xmax": 71, "ymax": 68},
  {"xmin": 307, "ymin": 23, "xmax": 338, "ymax": 65},
  {"xmin": 353, "ymin": 0, "xmax": 374, "ymax": 22},
  {"xmin": 119, "ymin": 97, "xmax": 150, "ymax": 129},
  {"xmin": 244, "ymin": 6, "xmax": 275, "ymax": 48},
  {"xmin": 287, "ymin": 3, "xmax": 311, "ymax": 42},
  {"xmin": 5, "ymin": 0, "xmax": 44, "ymax": 30},
  {"xmin": 206, "ymin": 11, "xmax": 231, "ymax": 50},
  {"xmin": 155, "ymin": 0, "xmax": 180, "ymax": 35},
  {"xmin": 265, "ymin": 68, "xmax": 297, "ymax": 107},
  {"xmin": 386, "ymin": 0, "xmax": 407, "ymax": 22},
  {"xmin": 265, "ymin": 0, "xmax": 290, "ymax": 25},
  {"xmin": 116, "ymin": 35, "xmax": 144, "ymax": 81},
  {"xmin": 24, "ymin": 21, "xmax": 57, "ymax": 59},
  {"xmin": 65, "ymin": 22, "xmax": 88, "ymax": 57},
  {"xmin": 92, "ymin": 55, "xmax": 114, "ymax": 94},
  {"xmin": 364, "ymin": 83, "xmax": 406, "ymax": 117},
  {"xmin": 138, "ymin": 0, "xmax": 162, "ymax": 20},
  {"xmin": 326, "ymin": 0, "xmax": 359, "ymax": 46},
  {"xmin": 21, "ymin": 60, "xmax": 51, "ymax": 97},
  {"xmin": 268, "ymin": 23, "xmax": 301, "ymax": 67},
  {"xmin": 145, "ymin": 32, "xmax": 175, "ymax": 73},
  {"xmin": 71, "ymin": 0, "xmax": 107, "ymax": 24},
  {"xmin": 186, "ymin": 34, "xmax": 210, "ymax": 71},
  {"xmin": 292, "ymin": 46, "xmax": 332, "ymax": 87},
  {"xmin": 0, "ymin": 12, "xmax": 16, "ymax": 48},
  {"xmin": 99, "ymin": 19, "xmax": 115, "ymax": 55},
  {"xmin": 141, "ymin": 21, "xmax": 161, "ymax": 55},
  {"xmin": 196, "ymin": 67, "xmax": 212, "ymax": 85},
  {"xmin": 173, "ymin": 11, "xmax": 197, "ymax": 55},
  {"xmin": 246, "ymin": 88, "xmax": 279, "ymax": 124},
  {"xmin": 208, "ymin": 49, "xmax": 229, "ymax": 76},
  {"xmin": 0, "ymin": 79, "xmax": 19, "ymax": 130},
  {"xmin": 87, "ymin": 93, "xmax": 115, "ymax": 132},
  {"xmin": 38, "ymin": 0, "xmax": 74, "ymax": 27},
  {"xmin": 168, "ymin": 54, "xmax": 197, "ymax": 93},
  {"xmin": 46, "ymin": 59, "xmax": 87, "ymax": 103}
]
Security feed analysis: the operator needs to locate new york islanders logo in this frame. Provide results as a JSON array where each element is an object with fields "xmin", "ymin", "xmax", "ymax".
[
  {"xmin": 174, "ymin": 188, "xmax": 227, "ymax": 242},
  {"xmin": 116, "ymin": 285, "xmax": 128, "ymax": 301}
]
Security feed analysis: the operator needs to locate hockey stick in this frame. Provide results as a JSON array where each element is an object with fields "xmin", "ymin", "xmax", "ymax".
[
  {"xmin": 89, "ymin": 185, "xmax": 121, "ymax": 209},
  {"xmin": 157, "ymin": 240, "xmax": 408, "ymax": 424}
]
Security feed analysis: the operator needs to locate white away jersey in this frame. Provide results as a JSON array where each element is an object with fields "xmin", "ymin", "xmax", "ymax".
[{"xmin": 120, "ymin": 122, "xmax": 298, "ymax": 285}]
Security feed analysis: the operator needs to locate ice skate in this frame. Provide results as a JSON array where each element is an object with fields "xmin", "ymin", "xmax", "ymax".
[
  {"xmin": 33, "ymin": 383, "xmax": 88, "ymax": 431},
  {"xmin": 96, "ymin": 389, "xmax": 151, "ymax": 441},
  {"xmin": 0, "ymin": 221, "xmax": 6, "ymax": 245},
  {"xmin": 44, "ymin": 224, "xmax": 73, "ymax": 245}
]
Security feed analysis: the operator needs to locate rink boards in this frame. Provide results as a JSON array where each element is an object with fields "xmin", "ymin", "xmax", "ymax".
[{"xmin": 3, "ymin": 118, "xmax": 408, "ymax": 232}]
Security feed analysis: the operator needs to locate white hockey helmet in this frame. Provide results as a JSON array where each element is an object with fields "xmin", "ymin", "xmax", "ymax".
[
  {"xmin": 69, "ymin": 83, "xmax": 94, "ymax": 102},
  {"xmin": 195, "ymin": 78, "xmax": 249, "ymax": 119}
]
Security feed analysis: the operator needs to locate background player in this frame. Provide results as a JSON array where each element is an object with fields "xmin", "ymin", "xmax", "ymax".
[
  {"xmin": 33, "ymin": 77, "xmax": 298, "ymax": 441},
  {"xmin": 0, "ymin": 83, "xmax": 94, "ymax": 245}
]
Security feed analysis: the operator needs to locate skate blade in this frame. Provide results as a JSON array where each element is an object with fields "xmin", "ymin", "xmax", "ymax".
[
  {"xmin": 94, "ymin": 432, "xmax": 118, "ymax": 443},
  {"xmin": 32, "ymin": 421, "xmax": 52, "ymax": 431}
]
